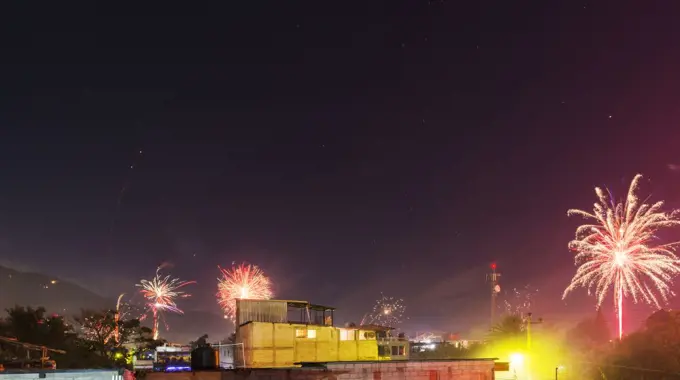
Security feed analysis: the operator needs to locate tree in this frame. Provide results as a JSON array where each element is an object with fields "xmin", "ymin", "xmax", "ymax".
[
  {"xmin": 600, "ymin": 310, "xmax": 680, "ymax": 379},
  {"xmin": 488, "ymin": 315, "xmax": 524, "ymax": 343},
  {"xmin": 190, "ymin": 334, "xmax": 209, "ymax": 350},
  {"xmin": 75, "ymin": 309, "xmax": 117, "ymax": 358},
  {"xmin": 134, "ymin": 326, "xmax": 167, "ymax": 352},
  {"xmin": 567, "ymin": 308, "xmax": 610, "ymax": 350},
  {"xmin": 74, "ymin": 309, "xmax": 149, "ymax": 368},
  {"xmin": 0, "ymin": 306, "xmax": 91, "ymax": 368},
  {"xmin": 0, "ymin": 305, "xmax": 151, "ymax": 369},
  {"xmin": 2, "ymin": 306, "xmax": 76, "ymax": 350}
]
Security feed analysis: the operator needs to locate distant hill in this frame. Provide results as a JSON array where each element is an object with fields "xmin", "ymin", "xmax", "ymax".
[
  {"xmin": 0, "ymin": 265, "xmax": 110, "ymax": 314},
  {"xmin": 0, "ymin": 265, "xmax": 232, "ymax": 343}
]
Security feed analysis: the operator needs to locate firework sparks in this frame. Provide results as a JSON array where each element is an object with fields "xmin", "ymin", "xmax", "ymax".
[
  {"xmin": 113, "ymin": 293, "xmax": 125, "ymax": 344},
  {"xmin": 217, "ymin": 263, "xmax": 273, "ymax": 322},
  {"xmin": 366, "ymin": 294, "xmax": 407, "ymax": 328},
  {"xmin": 501, "ymin": 285, "xmax": 538, "ymax": 318},
  {"xmin": 137, "ymin": 267, "xmax": 196, "ymax": 340},
  {"xmin": 563, "ymin": 174, "xmax": 680, "ymax": 340}
]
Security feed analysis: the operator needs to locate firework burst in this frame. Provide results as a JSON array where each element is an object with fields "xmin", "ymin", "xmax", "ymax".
[
  {"xmin": 217, "ymin": 263, "xmax": 273, "ymax": 322},
  {"xmin": 366, "ymin": 294, "xmax": 407, "ymax": 328},
  {"xmin": 137, "ymin": 267, "xmax": 196, "ymax": 339},
  {"xmin": 112, "ymin": 293, "xmax": 127, "ymax": 344},
  {"xmin": 563, "ymin": 174, "xmax": 680, "ymax": 340},
  {"xmin": 501, "ymin": 285, "xmax": 538, "ymax": 318}
]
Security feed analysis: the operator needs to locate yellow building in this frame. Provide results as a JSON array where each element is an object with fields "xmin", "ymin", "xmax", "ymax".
[{"xmin": 234, "ymin": 299, "xmax": 409, "ymax": 368}]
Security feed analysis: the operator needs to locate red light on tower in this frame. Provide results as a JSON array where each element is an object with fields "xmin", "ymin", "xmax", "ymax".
[{"xmin": 490, "ymin": 262, "xmax": 497, "ymax": 271}]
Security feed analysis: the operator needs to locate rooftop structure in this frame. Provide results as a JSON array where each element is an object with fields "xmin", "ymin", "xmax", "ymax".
[
  {"xmin": 235, "ymin": 299, "xmax": 334, "ymax": 327},
  {"xmin": 234, "ymin": 299, "xmax": 409, "ymax": 368}
]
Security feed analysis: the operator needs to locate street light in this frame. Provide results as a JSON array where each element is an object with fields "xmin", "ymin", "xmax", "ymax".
[{"xmin": 555, "ymin": 365, "xmax": 564, "ymax": 380}]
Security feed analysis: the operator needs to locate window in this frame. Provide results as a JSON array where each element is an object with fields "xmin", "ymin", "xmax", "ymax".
[
  {"xmin": 398, "ymin": 345, "xmax": 405, "ymax": 356},
  {"xmin": 360, "ymin": 331, "xmax": 376, "ymax": 340},
  {"xmin": 340, "ymin": 329, "xmax": 355, "ymax": 341},
  {"xmin": 391, "ymin": 346, "xmax": 399, "ymax": 356},
  {"xmin": 295, "ymin": 329, "xmax": 307, "ymax": 338},
  {"xmin": 377, "ymin": 346, "xmax": 386, "ymax": 356},
  {"xmin": 307, "ymin": 329, "xmax": 317, "ymax": 339}
]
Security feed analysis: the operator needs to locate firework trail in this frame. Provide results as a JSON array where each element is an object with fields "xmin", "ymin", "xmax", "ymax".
[
  {"xmin": 367, "ymin": 294, "xmax": 407, "ymax": 328},
  {"xmin": 217, "ymin": 263, "xmax": 273, "ymax": 322},
  {"xmin": 501, "ymin": 285, "xmax": 538, "ymax": 318},
  {"xmin": 113, "ymin": 293, "xmax": 125, "ymax": 344},
  {"xmin": 563, "ymin": 174, "xmax": 680, "ymax": 340},
  {"xmin": 137, "ymin": 267, "xmax": 196, "ymax": 339},
  {"xmin": 109, "ymin": 148, "xmax": 144, "ymax": 254}
]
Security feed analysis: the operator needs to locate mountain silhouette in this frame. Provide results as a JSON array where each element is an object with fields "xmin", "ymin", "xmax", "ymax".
[{"xmin": 0, "ymin": 265, "xmax": 232, "ymax": 343}]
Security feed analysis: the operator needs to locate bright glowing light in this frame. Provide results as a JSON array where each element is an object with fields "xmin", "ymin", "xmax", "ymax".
[
  {"xmin": 509, "ymin": 353, "xmax": 524, "ymax": 367},
  {"xmin": 217, "ymin": 263, "xmax": 273, "ymax": 322},
  {"xmin": 563, "ymin": 174, "xmax": 680, "ymax": 340},
  {"xmin": 137, "ymin": 267, "xmax": 196, "ymax": 340},
  {"xmin": 366, "ymin": 294, "xmax": 406, "ymax": 327}
]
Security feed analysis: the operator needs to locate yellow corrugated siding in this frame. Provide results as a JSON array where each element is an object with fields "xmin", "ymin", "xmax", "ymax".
[
  {"xmin": 274, "ymin": 323, "xmax": 294, "ymax": 346},
  {"xmin": 338, "ymin": 341, "xmax": 357, "ymax": 361},
  {"xmin": 240, "ymin": 322, "xmax": 381, "ymax": 368},
  {"xmin": 357, "ymin": 340, "xmax": 379, "ymax": 360},
  {"xmin": 252, "ymin": 321, "xmax": 273, "ymax": 348}
]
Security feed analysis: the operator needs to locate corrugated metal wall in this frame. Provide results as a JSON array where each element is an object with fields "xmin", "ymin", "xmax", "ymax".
[
  {"xmin": 235, "ymin": 300, "xmax": 288, "ymax": 326},
  {"xmin": 239, "ymin": 322, "xmax": 383, "ymax": 368}
]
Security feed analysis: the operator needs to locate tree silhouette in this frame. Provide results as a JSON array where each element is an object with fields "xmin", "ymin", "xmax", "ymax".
[
  {"xmin": 2, "ymin": 306, "xmax": 76, "ymax": 349},
  {"xmin": 0, "ymin": 305, "xmax": 149, "ymax": 369},
  {"xmin": 75, "ymin": 309, "xmax": 117, "ymax": 358},
  {"xmin": 488, "ymin": 315, "xmax": 524, "ymax": 342},
  {"xmin": 600, "ymin": 309, "xmax": 680, "ymax": 379},
  {"xmin": 190, "ymin": 334, "xmax": 209, "ymax": 349},
  {"xmin": 567, "ymin": 308, "xmax": 611, "ymax": 350}
]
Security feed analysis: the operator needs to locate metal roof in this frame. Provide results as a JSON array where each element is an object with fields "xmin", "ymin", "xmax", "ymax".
[{"xmin": 284, "ymin": 300, "xmax": 336, "ymax": 311}]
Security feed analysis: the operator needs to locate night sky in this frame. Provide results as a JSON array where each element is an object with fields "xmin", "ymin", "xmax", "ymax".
[{"xmin": 2, "ymin": 2, "xmax": 680, "ymax": 337}]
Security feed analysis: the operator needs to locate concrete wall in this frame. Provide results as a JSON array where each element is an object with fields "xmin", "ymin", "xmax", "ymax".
[
  {"xmin": 146, "ymin": 359, "xmax": 495, "ymax": 380},
  {"xmin": 0, "ymin": 370, "xmax": 123, "ymax": 380}
]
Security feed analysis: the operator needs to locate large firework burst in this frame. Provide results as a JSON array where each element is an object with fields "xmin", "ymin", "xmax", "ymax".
[
  {"xmin": 137, "ymin": 267, "xmax": 196, "ymax": 339},
  {"xmin": 366, "ymin": 294, "xmax": 407, "ymax": 327},
  {"xmin": 563, "ymin": 174, "xmax": 680, "ymax": 340},
  {"xmin": 217, "ymin": 263, "xmax": 273, "ymax": 322}
]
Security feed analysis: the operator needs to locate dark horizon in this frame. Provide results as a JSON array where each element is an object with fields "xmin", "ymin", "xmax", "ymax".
[{"xmin": 2, "ymin": 1, "xmax": 680, "ymax": 340}]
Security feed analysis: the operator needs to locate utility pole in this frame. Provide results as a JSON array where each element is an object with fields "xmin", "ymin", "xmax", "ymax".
[
  {"xmin": 485, "ymin": 263, "xmax": 501, "ymax": 326},
  {"xmin": 525, "ymin": 312, "xmax": 543, "ymax": 350}
]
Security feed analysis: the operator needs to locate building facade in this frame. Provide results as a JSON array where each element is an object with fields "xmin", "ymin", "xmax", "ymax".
[{"xmin": 235, "ymin": 299, "xmax": 409, "ymax": 368}]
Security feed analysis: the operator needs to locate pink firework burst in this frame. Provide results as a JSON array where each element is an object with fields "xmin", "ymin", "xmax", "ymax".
[
  {"xmin": 563, "ymin": 174, "xmax": 680, "ymax": 340},
  {"xmin": 217, "ymin": 263, "xmax": 273, "ymax": 322},
  {"xmin": 137, "ymin": 267, "xmax": 196, "ymax": 340}
]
